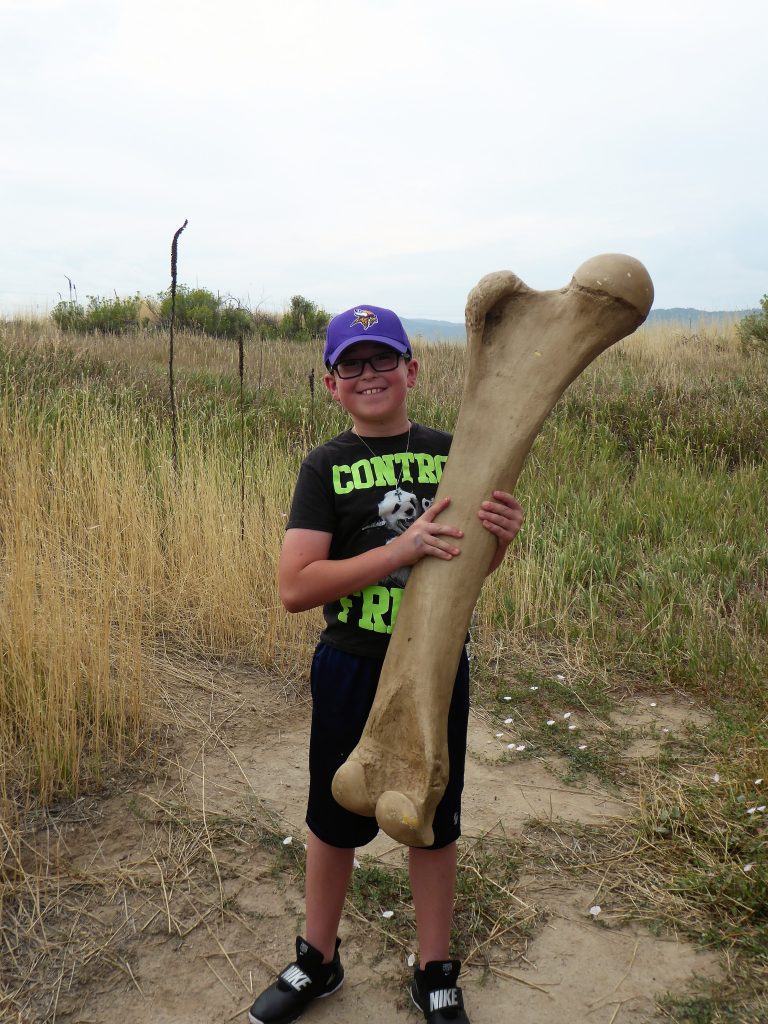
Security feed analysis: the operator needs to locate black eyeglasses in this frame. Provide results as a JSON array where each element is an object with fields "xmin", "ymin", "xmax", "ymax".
[{"xmin": 331, "ymin": 352, "xmax": 409, "ymax": 379}]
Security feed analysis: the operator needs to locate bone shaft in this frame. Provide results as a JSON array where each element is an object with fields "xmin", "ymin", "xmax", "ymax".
[
  {"xmin": 369, "ymin": 290, "xmax": 646, "ymax": 735},
  {"xmin": 374, "ymin": 424, "xmax": 533, "ymax": 718}
]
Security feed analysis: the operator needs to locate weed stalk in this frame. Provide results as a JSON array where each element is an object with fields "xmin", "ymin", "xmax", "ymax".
[
  {"xmin": 168, "ymin": 218, "xmax": 188, "ymax": 475},
  {"xmin": 239, "ymin": 332, "xmax": 245, "ymax": 542}
]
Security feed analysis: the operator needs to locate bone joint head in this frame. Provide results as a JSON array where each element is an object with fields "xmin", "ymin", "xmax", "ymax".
[
  {"xmin": 465, "ymin": 271, "xmax": 528, "ymax": 333},
  {"xmin": 572, "ymin": 254, "xmax": 654, "ymax": 317}
]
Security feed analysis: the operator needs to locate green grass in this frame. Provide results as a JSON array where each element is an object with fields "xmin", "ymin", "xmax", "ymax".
[
  {"xmin": 345, "ymin": 832, "xmax": 539, "ymax": 964},
  {"xmin": 660, "ymin": 980, "xmax": 768, "ymax": 1024},
  {"xmin": 472, "ymin": 669, "xmax": 628, "ymax": 784},
  {"xmin": 489, "ymin": 423, "xmax": 767, "ymax": 697}
]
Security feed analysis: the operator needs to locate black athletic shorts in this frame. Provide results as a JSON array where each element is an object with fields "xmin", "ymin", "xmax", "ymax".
[{"xmin": 305, "ymin": 642, "xmax": 470, "ymax": 850}]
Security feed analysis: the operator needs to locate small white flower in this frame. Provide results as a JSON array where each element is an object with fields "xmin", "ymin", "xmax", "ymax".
[
  {"xmin": 516, "ymin": 744, "xmax": 526, "ymax": 752},
  {"xmin": 507, "ymin": 743, "xmax": 516, "ymax": 750},
  {"xmin": 579, "ymin": 744, "xmax": 588, "ymax": 750},
  {"xmin": 382, "ymin": 910, "xmax": 394, "ymax": 919},
  {"xmin": 530, "ymin": 686, "xmax": 539, "ymax": 691},
  {"xmin": 495, "ymin": 732, "xmax": 504, "ymax": 738},
  {"xmin": 282, "ymin": 836, "xmax": 293, "ymax": 845},
  {"xmin": 568, "ymin": 724, "xmax": 577, "ymax": 731},
  {"xmin": 747, "ymin": 807, "xmax": 758, "ymax": 815},
  {"xmin": 650, "ymin": 702, "xmax": 657, "ymax": 708},
  {"xmin": 662, "ymin": 727, "xmax": 670, "ymax": 733},
  {"xmin": 588, "ymin": 905, "xmax": 601, "ymax": 917},
  {"xmin": 744, "ymin": 863, "xmax": 756, "ymax": 873},
  {"xmin": 755, "ymin": 779, "xmax": 764, "ymax": 785},
  {"xmin": 712, "ymin": 773, "xmax": 720, "ymax": 783},
  {"xmin": 546, "ymin": 719, "xmax": 555, "ymax": 726},
  {"xmin": 563, "ymin": 712, "xmax": 572, "ymax": 719},
  {"xmin": 407, "ymin": 953, "xmax": 417, "ymax": 967},
  {"xmin": 504, "ymin": 717, "xmax": 513, "ymax": 725},
  {"xmin": 758, "ymin": 806, "xmax": 766, "ymax": 812},
  {"xmin": 503, "ymin": 696, "xmax": 512, "ymax": 701},
  {"xmin": 556, "ymin": 674, "xmax": 565, "ymax": 681}
]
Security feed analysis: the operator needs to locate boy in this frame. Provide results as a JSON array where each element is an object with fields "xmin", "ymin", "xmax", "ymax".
[{"xmin": 249, "ymin": 305, "xmax": 523, "ymax": 1024}]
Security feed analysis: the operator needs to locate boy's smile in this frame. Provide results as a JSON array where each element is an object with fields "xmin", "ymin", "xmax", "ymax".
[{"xmin": 324, "ymin": 341, "xmax": 418, "ymax": 436}]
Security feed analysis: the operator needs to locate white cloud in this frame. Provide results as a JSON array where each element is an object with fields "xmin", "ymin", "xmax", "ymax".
[{"xmin": 1, "ymin": 0, "xmax": 767, "ymax": 316}]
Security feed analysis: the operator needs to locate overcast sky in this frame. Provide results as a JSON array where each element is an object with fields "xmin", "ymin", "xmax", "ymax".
[{"xmin": 2, "ymin": 0, "xmax": 767, "ymax": 320}]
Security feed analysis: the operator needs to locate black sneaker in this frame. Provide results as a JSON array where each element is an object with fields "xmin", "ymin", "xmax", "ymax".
[
  {"xmin": 411, "ymin": 960, "xmax": 469, "ymax": 1023},
  {"xmin": 248, "ymin": 936, "xmax": 344, "ymax": 1024}
]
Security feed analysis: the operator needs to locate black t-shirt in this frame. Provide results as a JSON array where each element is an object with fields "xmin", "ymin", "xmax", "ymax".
[{"xmin": 287, "ymin": 423, "xmax": 452, "ymax": 658}]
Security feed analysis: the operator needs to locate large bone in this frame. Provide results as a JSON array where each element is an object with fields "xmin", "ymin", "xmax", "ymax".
[{"xmin": 332, "ymin": 254, "xmax": 653, "ymax": 846}]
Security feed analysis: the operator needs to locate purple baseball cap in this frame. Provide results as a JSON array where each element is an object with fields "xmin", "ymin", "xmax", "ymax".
[{"xmin": 324, "ymin": 304, "xmax": 412, "ymax": 368}]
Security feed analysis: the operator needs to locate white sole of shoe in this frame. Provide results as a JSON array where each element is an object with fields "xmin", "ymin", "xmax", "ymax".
[{"xmin": 410, "ymin": 985, "xmax": 424, "ymax": 1015}]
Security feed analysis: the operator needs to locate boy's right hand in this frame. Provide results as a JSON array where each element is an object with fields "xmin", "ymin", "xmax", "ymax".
[{"xmin": 388, "ymin": 497, "xmax": 463, "ymax": 567}]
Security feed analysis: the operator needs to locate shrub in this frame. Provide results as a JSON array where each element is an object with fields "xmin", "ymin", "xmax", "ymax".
[
  {"xmin": 737, "ymin": 295, "xmax": 768, "ymax": 355},
  {"xmin": 252, "ymin": 309, "xmax": 281, "ymax": 338},
  {"xmin": 157, "ymin": 285, "xmax": 256, "ymax": 340},
  {"xmin": 51, "ymin": 300, "xmax": 88, "ymax": 333},
  {"xmin": 280, "ymin": 294, "xmax": 331, "ymax": 342},
  {"xmin": 51, "ymin": 294, "xmax": 142, "ymax": 335},
  {"xmin": 218, "ymin": 305, "xmax": 256, "ymax": 339},
  {"xmin": 83, "ymin": 294, "xmax": 143, "ymax": 334}
]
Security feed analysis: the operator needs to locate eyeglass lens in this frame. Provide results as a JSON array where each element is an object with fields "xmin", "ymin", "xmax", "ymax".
[{"xmin": 334, "ymin": 353, "xmax": 402, "ymax": 378}]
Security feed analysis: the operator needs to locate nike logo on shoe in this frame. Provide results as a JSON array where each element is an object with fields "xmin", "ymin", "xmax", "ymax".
[
  {"xmin": 429, "ymin": 988, "xmax": 459, "ymax": 1012},
  {"xmin": 280, "ymin": 965, "xmax": 311, "ymax": 990}
]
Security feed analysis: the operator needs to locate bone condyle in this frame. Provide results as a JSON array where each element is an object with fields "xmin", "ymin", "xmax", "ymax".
[{"xmin": 332, "ymin": 254, "xmax": 654, "ymax": 847}]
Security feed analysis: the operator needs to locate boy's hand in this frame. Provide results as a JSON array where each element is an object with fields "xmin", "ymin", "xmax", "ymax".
[
  {"xmin": 479, "ymin": 490, "xmax": 524, "ymax": 573},
  {"xmin": 388, "ymin": 497, "xmax": 463, "ymax": 566}
]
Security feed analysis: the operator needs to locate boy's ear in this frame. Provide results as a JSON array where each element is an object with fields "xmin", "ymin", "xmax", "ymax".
[
  {"xmin": 406, "ymin": 357, "xmax": 419, "ymax": 389},
  {"xmin": 324, "ymin": 371, "xmax": 341, "ymax": 401}
]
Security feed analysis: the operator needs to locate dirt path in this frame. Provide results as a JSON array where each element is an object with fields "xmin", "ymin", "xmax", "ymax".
[{"xmin": 48, "ymin": 663, "xmax": 720, "ymax": 1024}]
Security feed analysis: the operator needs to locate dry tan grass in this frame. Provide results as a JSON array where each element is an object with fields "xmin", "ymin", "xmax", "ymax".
[{"xmin": 0, "ymin": 394, "xmax": 322, "ymax": 809}]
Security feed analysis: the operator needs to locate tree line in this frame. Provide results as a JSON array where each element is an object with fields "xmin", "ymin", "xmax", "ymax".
[{"xmin": 50, "ymin": 287, "xmax": 331, "ymax": 342}]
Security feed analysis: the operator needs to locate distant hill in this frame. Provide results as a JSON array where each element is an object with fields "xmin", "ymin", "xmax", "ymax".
[
  {"xmin": 401, "ymin": 318, "xmax": 467, "ymax": 342},
  {"xmin": 403, "ymin": 308, "xmax": 758, "ymax": 343},
  {"xmin": 645, "ymin": 308, "xmax": 757, "ymax": 325}
]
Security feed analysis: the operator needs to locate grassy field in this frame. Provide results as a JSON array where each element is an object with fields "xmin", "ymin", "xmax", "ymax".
[{"xmin": 1, "ymin": 315, "xmax": 766, "ymax": 1021}]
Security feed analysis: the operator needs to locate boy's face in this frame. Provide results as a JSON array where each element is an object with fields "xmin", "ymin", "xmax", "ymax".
[{"xmin": 324, "ymin": 341, "xmax": 418, "ymax": 433}]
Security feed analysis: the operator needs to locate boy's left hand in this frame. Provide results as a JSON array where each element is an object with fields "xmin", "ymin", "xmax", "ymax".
[{"xmin": 479, "ymin": 490, "xmax": 524, "ymax": 573}]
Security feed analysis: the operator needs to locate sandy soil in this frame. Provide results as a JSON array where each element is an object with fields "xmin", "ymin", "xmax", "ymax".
[{"xmin": 42, "ymin": 662, "xmax": 720, "ymax": 1024}]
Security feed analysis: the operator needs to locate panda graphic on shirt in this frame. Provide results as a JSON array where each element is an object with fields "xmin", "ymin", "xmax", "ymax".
[{"xmin": 364, "ymin": 487, "xmax": 435, "ymax": 588}]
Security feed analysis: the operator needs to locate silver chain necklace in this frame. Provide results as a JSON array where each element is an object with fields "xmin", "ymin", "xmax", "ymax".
[{"xmin": 352, "ymin": 422, "xmax": 412, "ymax": 492}]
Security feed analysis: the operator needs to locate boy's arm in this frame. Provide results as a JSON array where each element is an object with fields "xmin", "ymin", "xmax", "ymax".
[
  {"xmin": 279, "ymin": 491, "xmax": 524, "ymax": 611},
  {"xmin": 279, "ymin": 497, "xmax": 463, "ymax": 613}
]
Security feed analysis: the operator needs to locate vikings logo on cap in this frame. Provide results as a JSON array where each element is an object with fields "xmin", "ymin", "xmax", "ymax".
[{"xmin": 350, "ymin": 308, "xmax": 378, "ymax": 331}]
